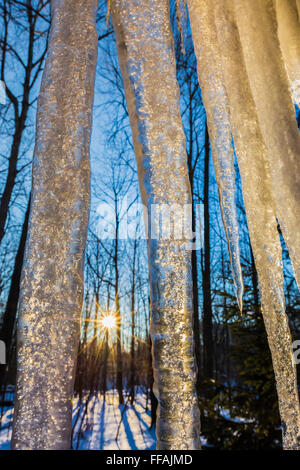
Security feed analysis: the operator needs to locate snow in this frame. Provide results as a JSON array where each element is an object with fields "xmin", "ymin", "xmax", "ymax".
[
  {"xmin": 0, "ymin": 389, "xmax": 210, "ymax": 449},
  {"xmin": 0, "ymin": 407, "xmax": 13, "ymax": 450},
  {"xmin": 0, "ymin": 390, "xmax": 156, "ymax": 450},
  {"xmin": 72, "ymin": 390, "xmax": 156, "ymax": 450}
]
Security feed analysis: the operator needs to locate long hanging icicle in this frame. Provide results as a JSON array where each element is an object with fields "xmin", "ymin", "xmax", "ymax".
[
  {"xmin": 233, "ymin": 0, "xmax": 300, "ymax": 289},
  {"xmin": 297, "ymin": 0, "xmax": 300, "ymax": 22},
  {"xmin": 11, "ymin": 0, "xmax": 98, "ymax": 450},
  {"xmin": 275, "ymin": 0, "xmax": 300, "ymax": 107},
  {"xmin": 212, "ymin": 0, "xmax": 300, "ymax": 450},
  {"xmin": 111, "ymin": 0, "xmax": 200, "ymax": 450},
  {"xmin": 186, "ymin": 0, "xmax": 243, "ymax": 310}
]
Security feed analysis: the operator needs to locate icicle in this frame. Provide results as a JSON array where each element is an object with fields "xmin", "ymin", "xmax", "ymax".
[
  {"xmin": 11, "ymin": 0, "xmax": 98, "ymax": 450},
  {"xmin": 297, "ymin": 0, "xmax": 300, "ymax": 19},
  {"xmin": 275, "ymin": 0, "xmax": 300, "ymax": 107},
  {"xmin": 111, "ymin": 0, "xmax": 200, "ymax": 450},
  {"xmin": 213, "ymin": 0, "xmax": 300, "ymax": 450},
  {"xmin": 186, "ymin": 0, "xmax": 244, "ymax": 310},
  {"xmin": 233, "ymin": 0, "xmax": 300, "ymax": 289},
  {"xmin": 106, "ymin": 0, "xmax": 111, "ymax": 27}
]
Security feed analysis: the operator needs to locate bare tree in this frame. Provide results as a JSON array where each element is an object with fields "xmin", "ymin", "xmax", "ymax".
[
  {"xmin": 0, "ymin": 0, "xmax": 49, "ymax": 246},
  {"xmin": 202, "ymin": 123, "xmax": 213, "ymax": 381}
]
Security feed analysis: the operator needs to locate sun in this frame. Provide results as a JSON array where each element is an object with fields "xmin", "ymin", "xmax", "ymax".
[{"xmin": 100, "ymin": 312, "xmax": 117, "ymax": 330}]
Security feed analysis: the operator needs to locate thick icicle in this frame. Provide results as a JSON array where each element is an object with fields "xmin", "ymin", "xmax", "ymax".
[
  {"xmin": 297, "ymin": 0, "xmax": 300, "ymax": 20},
  {"xmin": 213, "ymin": 0, "xmax": 300, "ymax": 450},
  {"xmin": 186, "ymin": 0, "xmax": 243, "ymax": 310},
  {"xmin": 275, "ymin": 0, "xmax": 300, "ymax": 106},
  {"xmin": 11, "ymin": 0, "xmax": 98, "ymax": 450},
  {"xmin": 233, "ymin": 0, "xmax": 300, "ymax": 289},
  {"xmin": 111, "ymin": 0, "xmax": 200, "ymax": 450}
]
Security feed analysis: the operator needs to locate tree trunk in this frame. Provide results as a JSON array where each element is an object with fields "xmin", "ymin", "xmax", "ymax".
[
  {"xmin": 250, "ymin": 246, "xmax": 260, "ymax": 317},
  {"xmin": 101, "ymin": 330, "xmax": 109, "ymax": 399},
  {"xmin": 191, "ymin": 219, "xmax": 201, "ymax": 391},
  {"xmin": 112, "ymin": 0, "xmax": 200, "ymax": 449},
  {"xmin": 115, "ymin": 211, "xmax": 123, "ymax": 405},
  {"xmin": 202, "ymin": 123, "xmax": 213, "ymax": 381},
  {"xmin": 115, "ymin": 291, "xmax": 123, "ymax": 405},
  {"xmin": 129, "ymin": 238, "xmax": 137, "ymax": 405},
  {"xmin": 0, "ymin": 127, "xmax": 26, "ymax": 245},
  {"xmin": 0, "ymin": 1, "xmax": 48, "ymax": 247},
  {"xmin": 186, "ymin": 101, "xmax": 201, "ymax": 395},
  {"xmin": 11, "ymin": 0, "xmax": 97, "ymax": 450},
  {"xmin": 0, "ymin": 194, "xmax": 31, "ymax": 386}
]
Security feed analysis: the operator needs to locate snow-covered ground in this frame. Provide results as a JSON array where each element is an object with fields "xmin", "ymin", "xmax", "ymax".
[
  {"xmin": 0, "ymin": 406, "xmax": 13, "ymax": 450},
  {"xmin": 72, "ymin": 390, "xmax": 156, "ymax": 450},
  {"xmin": 0, "ymin": 389, "xmax": 156, "ymax": 450},
  {"xmin": 0, "ymin": 389, "xmax": 212, "ymax": 450}
]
